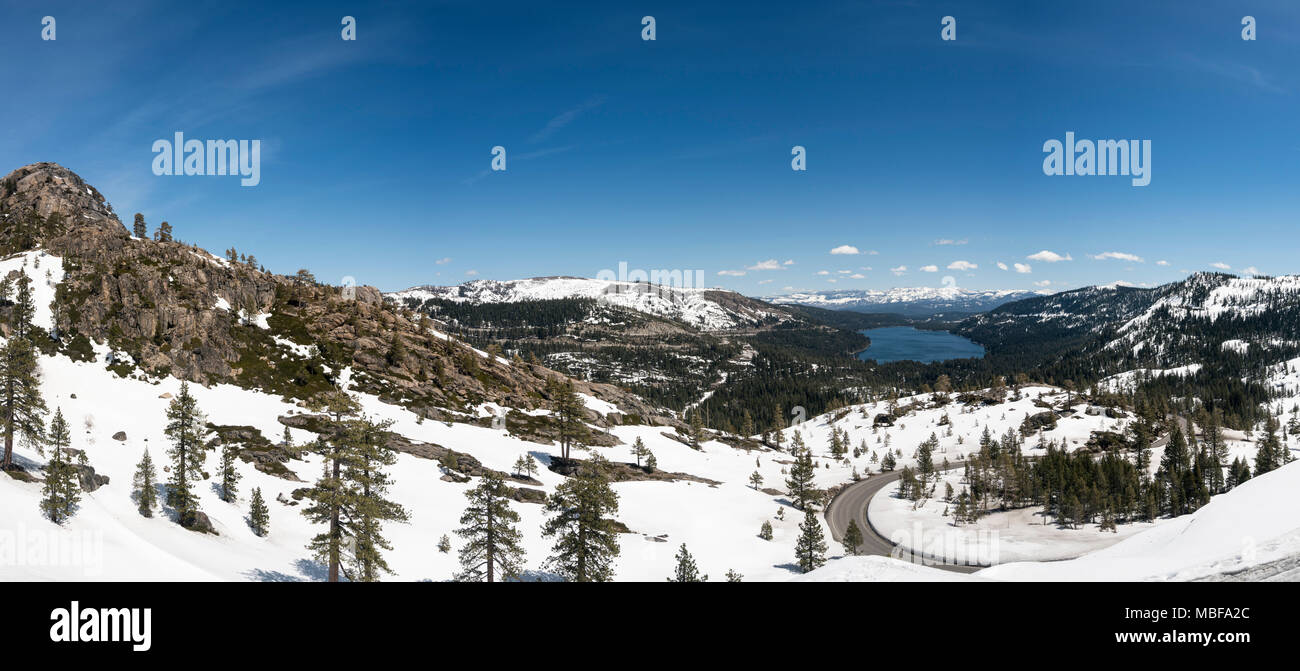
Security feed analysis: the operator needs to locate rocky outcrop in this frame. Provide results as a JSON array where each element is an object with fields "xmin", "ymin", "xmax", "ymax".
[{"xmin": 0, "ymin": 163, "xmax": 127, "ymax": 239}]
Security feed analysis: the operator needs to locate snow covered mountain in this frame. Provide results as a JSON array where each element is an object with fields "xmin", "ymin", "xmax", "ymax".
[
  {"xmin": 390, "ymin": 277, "xmax": 794, "ymax": 331},
  {"xmin": 766, "ymin": 286, "xmax": 1043, "ymax": 316}
]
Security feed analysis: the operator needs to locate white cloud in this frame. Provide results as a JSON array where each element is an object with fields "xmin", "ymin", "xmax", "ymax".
[
  {"xmin": 867, "ymin": 250, "xmax": 879, "ymax": 255},
  {"xmin": 816, "ymin": 270, "xmax": 830, "ymax": 276},
  {"xmin": 1156, "ymin": 260, "xmax": 1170, "ymax": 266},
  {"xmin": 758, "ymin": 279, "xmax": 774, "ymax": 285},
  {"xmin": 1242, "ymin": 266, "xmax": 1261, "ymax": 276},
  {"xmin": 830, "ymin": 245, "xmax": 860, "ymax": 255},
  {"xmin": 435, "ymin": 257, "xmax": 452, "ymax": 265},
  {"xmin": 934, "ymin": 238, "xmax": 968, "ymax": 246},
  {"xmin": 783, "ymin": 259, "xmax": 795, "ymax": 266},
  {"xmin": 1014, "ymin": 263, "xmax": 1032, "ymax": 274},
  {"xmin": 465, "ymin": 269, "xmax": 479, "ymax": 277},
  {"xmin": 1034, "ymin": 280, "xmax": 1051, "ymax": 287},
  {"xmin": 890, "ymin": 265, "xmax": 907, "ymax": 276},
  {"xmin": 919, "ymin": 265, "xmax": 939, "ymax": 272},
  {"xmin": 849, "ymin": 273, "xmax": 866, "ymax": 279},
  {"xmin": 746, "ymin": 259, "xmax": 785, "ymax": 271},
  {"xmin": 837, "ymin": 269, "xmax": 852, "ymax": 275},
  {"xmin": 1210, "ymin": 262, "xmax": 1231, "ymax": 270},
  {"xmin": 1027, "ymin": 250, "xmax": 1072, "ymax": 263},
  {"xmin": 1093, "ymin": 251, "xmax": 1144, "ymax": 263},
  {"xmin": 718, "ymin": 269, "xmax": 746, "ymax": 277},
  {"xmin": 996, "ymin": 262, "xmax": 1009, "ymax": 271},
  {"xmin": 947, "ymin": 260, "xmax": 977, "ymax": 271}
]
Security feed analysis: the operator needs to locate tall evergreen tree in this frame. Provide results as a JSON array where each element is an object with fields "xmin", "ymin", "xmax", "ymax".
[
  {"xmin": 343, "ymin": 416, "xmax": 409, "ymax": 582},
  {"xmin": 842, "ymin": 519, "xmax": 864, "ymax": 555},
  {"xmin": 40, "ymin": 408, "xmax": 79, "ymax": 523},
  {"xmin": 795, "ymin": 506, "xmax": 828, "ymax": 573},
  {"xmin": 132, "ymin": 213, "xmax": 147, "ymax": 238},
  {"xmin": 301, "ymin": 390, "xmax": 362, "ymax": 582},
  {"xmin": 455, "ymin": 472, "xmax": 526, "ymax": 582},
  {"xmin": 542, "ymin": 457, "xmax": 620, "ymax": 582},
  {"xmin": 165, "ymin": 382, "xmax": 208, "ymax": 527},
  {"xmin": 219, "ymin": 443, "xmax": 241, "ymax": 502},
  {"xmin": 549, "ymin": 377, "xmax": 589, "ymax": 461},
  {"xmin": 1, "ymin": 273, "xmax": 46, "ymax": 470},
  {"xmin": 248, "ymin": 487, "xmax": 269, "ymax": 536},
  {"xmin": 133, "ymin": 448, "xmax": 158, "ymax": 516},
  {"xmin": 785, "ymin": 447, "xmax": 818, "ymax": 510},
  {"xmin": 667, "ymin": 543, "xmax": 706, "ymax": 582}
]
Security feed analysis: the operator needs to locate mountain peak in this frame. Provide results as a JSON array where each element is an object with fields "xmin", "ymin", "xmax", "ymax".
[{"xmin": 0, "ymin": 162, "xmax": 128, "ymax": 239}]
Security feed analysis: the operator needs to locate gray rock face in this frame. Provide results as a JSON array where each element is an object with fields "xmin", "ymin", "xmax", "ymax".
[{"xmin": 0, "ymin": 162, "xmax": 128, "ymax": 237}]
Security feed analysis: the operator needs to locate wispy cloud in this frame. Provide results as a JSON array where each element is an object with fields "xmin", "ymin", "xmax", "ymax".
[
  {"xmin": 1092, "ymin": 251, "xmax": 1144, "ymax": 263},
  {"xmin": 830, "ymin": 245, "xmax": 860, "ymax": 255},
  {"xmin": 529, "ymin": 95, "xmax": 607, "ymax": 143},
  {"xmin": 947, "ymin": 260, "xmax": 977, "ymax": 271}
]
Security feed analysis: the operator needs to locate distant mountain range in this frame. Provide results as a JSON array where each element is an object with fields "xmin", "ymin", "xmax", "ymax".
[
  {"xmin": 765, "ymin": 286, "xmax": 1046, "ymax": 317},
  {"xmin": 389, "ymin": 277, "xmax": 795, "ymax": 331}
]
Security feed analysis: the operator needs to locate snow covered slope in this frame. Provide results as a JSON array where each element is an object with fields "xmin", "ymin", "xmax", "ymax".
[
  {"xmin": 389, "ymin": 277, "xmax": 791, "ymax": 331},
  {"xmin": 979, "ymin": 460, "xmax": 1300, "ymax": 581}
]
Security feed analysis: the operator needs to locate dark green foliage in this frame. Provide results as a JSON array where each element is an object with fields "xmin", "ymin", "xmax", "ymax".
[
  {"xmin": 667, "ymin": 543, "xmax": 706, "ymax": 582},
  {"xmin": 133, "ymin": 448, "xmax": 158, "ymax": 517},
  {"xmin": 40, "ymin": 408, "xmax": 79, "ymax": 523},
  {"xmin": 542, "ymin": 457, "xmax": 620, "ymax": 582},
  {"xmin": 455, "ymin": 472, "xmax": 525, "ymax": 582},
  {"xmin": 795, "ymin": 506, "xmax": 827, "ymax": 573},
  {"xmin": 165, "ymin": 382, "xmax": 207, "ymax": 527},
  {"xmin": 249, "ymin": 487, "xmax": 269, "ymax": 536}
]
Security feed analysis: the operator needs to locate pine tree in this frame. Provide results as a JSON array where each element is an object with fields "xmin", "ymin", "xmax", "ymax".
[
  {"xmin": 249, "ymin": 487, "xmax": 269, "ymax": 536},
  {"xmin": 437, "ymin": 534, "xmax": 452, "ymax": 553},
  {"xmin": 749, "ymin": 470, "xmax": 763, "ymax": 489},
  {"xmin": 644, "ymin": 451, "xmax": 657, "ymax": 472},
  {"xmin": 794, "ymin": 506, "xmax": 828, "ymax": 573},
  {"xmin": 455, "ymin": 472, "xmax": 526, "ymax": 582},
  {"xmin": 881, "ymin": 451, "xmax": 897, "ymax": 471},
  {"xmin": 667, "ymin": 543, "xmax": 706, "ymax": 582},
  {"xmin": 154, "ymin": 221, "xmax": 173, "ymax": 242},
  {"xmin": 631, "ymin": 436, "xmax": 648, "ymax": 467},
  {"xmin": 344, "ymin": 416, "xmax": 410, "ymax": 582},
  {"xmin": 1255, "ymin": 419, "xmax": 1283, "ymax": 476},
  {"xmin": 759, "ymin": 520, "xmax": 773, "ymax": 540},
  {"xmin": 281, "ymin": 425, "xmax": 293, "ymax": 448},
  {"xmin": 165, "ymin": 382, "xmax": 207, "ymax": 527},
  {"xmin": 785, "ymin": 447, "xmax": 818, "ymax": 510},
  {"xmin": 132, "ymin": 213, "xmax": 147, "ymax": 238},
  {"xmin": 301, "ymin": 389, "xmax": 363, "ymax": 582},
  {"xmin": 725, "ymin": 569, "xmax": 743, "ymax": 582},
  {"xmin": 549, "ymin": 378, "xmax": 589, "ymax": 461},
  {"xmin": 542, "ymin": 459, "xmax": 620, "ymax": 582},
  {"xmin": 40, "ymin": 408, "xmax": 79, "ymax": 523},
  {"xmin": 133, "ymin": 448, "xmax": 158, "ymax": 516},
  {"xmin": 1, "ymin": 273, "xmax": 47, "ymax": 470},
  {"xmin": 842, "ymin": 519, "xmax": 864, "ymax": 555},
  {"xmin": 219, "ymin": 443, "xmax": 241, "ymax": 502}
]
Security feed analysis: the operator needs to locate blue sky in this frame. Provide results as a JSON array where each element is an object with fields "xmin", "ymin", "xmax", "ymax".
[{"xmin": 1, "ymin": 0, "xmax": 1297, "ymax": 294}]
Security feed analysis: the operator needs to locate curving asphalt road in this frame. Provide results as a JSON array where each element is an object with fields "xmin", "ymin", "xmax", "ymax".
[{"xmin": 825, "ymin": 469, "xmax": 983, "ymax": 574}]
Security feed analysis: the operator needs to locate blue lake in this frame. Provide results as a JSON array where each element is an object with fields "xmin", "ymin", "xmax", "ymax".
[{"xmin": 857, "ymin": 326, "xmax": 985, "ymax": 364}]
